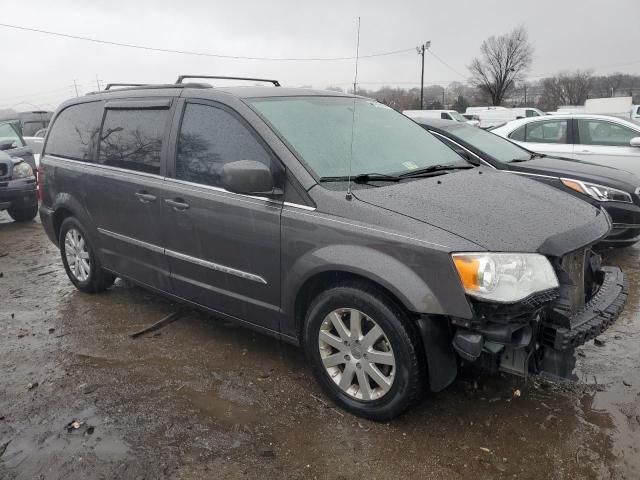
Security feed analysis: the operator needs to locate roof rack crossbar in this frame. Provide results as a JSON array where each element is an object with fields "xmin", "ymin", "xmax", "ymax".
[
  {"xmin": 104, "ymin": 83, "xmax": 147, "ymax": 90},
  {"xmin": 176, "ymin": 75, "xmax": 280, "ymax": 87}
]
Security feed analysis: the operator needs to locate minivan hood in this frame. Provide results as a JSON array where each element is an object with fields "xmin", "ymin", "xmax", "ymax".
[
  {"xmin": 353, "ymin": 167, "xmax": 610, "ymax": 256},
  {"xmin": 511, "ymin": 156, "xmax": 640, "ymax": 192}
]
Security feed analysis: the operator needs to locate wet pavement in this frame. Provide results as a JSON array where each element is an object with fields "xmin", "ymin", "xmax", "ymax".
[{"xmin": 1, "ymin": 211, "xmax": 640, "ymax": 479}]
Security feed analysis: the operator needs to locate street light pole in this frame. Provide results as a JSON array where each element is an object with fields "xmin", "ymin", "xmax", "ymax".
[{"xmin": 416, "ymin": 41, "xmax": 431, "ymax": 110}]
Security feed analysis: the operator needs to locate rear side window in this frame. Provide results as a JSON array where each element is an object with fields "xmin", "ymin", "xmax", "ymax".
[
  {"xmin": 45, "ymin": 102, "xmax": 103, "ymax": 161},
  {"xmin": 175, "ymin": 103, "xmax": 271, "ymax": 188},
  {"xmin": 510, "ymin": 120, "xmax": 568, "ymax": 144},
  {"xmin": 577, "ymin": 119, "xmax": 638, "ymax": 147},
  {"xmin": 98, "ymin": 109, "xmax": 169, "ymax": 175}
]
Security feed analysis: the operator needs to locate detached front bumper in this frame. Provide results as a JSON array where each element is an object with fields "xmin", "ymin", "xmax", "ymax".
[{"xmin": 544, "ymin": 267, "xmax": 626, "ymax": 350}]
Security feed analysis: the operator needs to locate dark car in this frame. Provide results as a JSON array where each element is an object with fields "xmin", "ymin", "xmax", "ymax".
[
  {"xmin": 416, "ymin": 118, "xmax": 640, "ymax": 247},
  {"xmin": 0, "ymin": 121, "xmax": 36, "ymax": 172},
  {"xmin": 38, "ymin": 77, "xmax": 626, "ymax": 420},
  {"xmin": 0, "ymin": 110, "xmax": 53, "ymax": 137},
  {"xmin": 0, "ymin": 150, "xmax": 38, "ymax": 221}
]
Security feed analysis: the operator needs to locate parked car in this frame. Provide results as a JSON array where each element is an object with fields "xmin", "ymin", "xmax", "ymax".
[
  {"xmin": 39, "ymin": 77, "xmax": 626, "ymax": 420},
  {"xmin": 465, "ymin": 107, "xmax": 546, "ymax": 128},
  {"xmin": 491, "ymin": 114, "xmax": 640, "ymax": 176},
  {"xmin": 415, "ymin": 118, "xmax": 640, "ymax": 247},
  {"xmin": 0, "ymin": 121, "xmax": 36, "ymax": 171},
  {"xmin": 0, "ymin": 111, "xmax": 53, "ymax": 137},
  {"xmin": 403, "ymin": 109, "xmax": 468, "ymax": 123},
  {"xmin": 461, "ymin": 113, "xmax": 480, "ymax": 127},
  {"xmin": 0, "ymin": 150, "xmax": 38, "ymax": 222}
]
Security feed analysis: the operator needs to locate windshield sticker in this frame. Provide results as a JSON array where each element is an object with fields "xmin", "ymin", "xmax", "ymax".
[{"xmin": 402, "ymin": 161, "xmax": 419, "ymax": 170}]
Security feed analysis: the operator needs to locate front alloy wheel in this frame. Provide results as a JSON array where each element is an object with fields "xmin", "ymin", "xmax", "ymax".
[
  {"xmin": 304, "ymin": 283, "xmax": 425, "ymax": 421},
  {"xmin": 318, "ymin": 308, "xmax": 396, "ymax": 401}
]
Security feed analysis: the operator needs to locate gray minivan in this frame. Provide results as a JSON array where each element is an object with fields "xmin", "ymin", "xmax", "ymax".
[{"xmin": 39, "ymin": 77, "xmax": 627, "ymax": 420}]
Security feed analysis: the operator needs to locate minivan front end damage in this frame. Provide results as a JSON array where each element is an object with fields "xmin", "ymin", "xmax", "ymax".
[{"xmin": 450, "ymin": 248, "xmax": 627, "ymax": 380}]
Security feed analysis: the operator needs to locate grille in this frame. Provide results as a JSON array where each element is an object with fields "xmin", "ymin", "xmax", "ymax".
[{"xmin": 0, "ymin": 163, "xmax": 7, "ymax": 178}]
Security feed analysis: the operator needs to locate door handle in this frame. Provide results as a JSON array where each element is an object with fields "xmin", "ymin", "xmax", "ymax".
[
  {"xmin": 135, "ymin": 191, "xmax": 157, "ymax": 203},
  {"xmin": 165, "ymin": 198, "xmax": 190, "ymax": 211}
]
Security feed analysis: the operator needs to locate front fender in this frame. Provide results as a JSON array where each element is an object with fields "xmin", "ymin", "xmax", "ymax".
[{"xmin": 283, "ymin": 244, "xmax": 446, "ymax": 318}]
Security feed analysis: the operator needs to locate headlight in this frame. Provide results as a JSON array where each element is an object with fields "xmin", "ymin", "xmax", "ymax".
[
  {"xmin": 12, "ymin": 161, "xmax": 33, "ymax": 179},
  {"xmin": 561, "ymin": 178, "xmax": 632, "ymax": 203},
  {"xmin": 452, "ymin": 253, "xmax": 559, "ymax": 303}
]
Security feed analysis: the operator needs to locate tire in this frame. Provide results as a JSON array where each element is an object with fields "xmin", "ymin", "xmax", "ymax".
[
  {"xmin": 8, "ymin": 202, "xmax": 38, "ymax": 222},
  {"xmin": 59, "ymin": 217, "xmax": 115, "ymax": 293},
  {"xmin": 303, "ymin": 283, "xmax": 425, "ymax": 421}
]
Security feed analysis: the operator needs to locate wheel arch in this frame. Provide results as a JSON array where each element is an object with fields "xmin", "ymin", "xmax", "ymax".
[{"xmin": 50, "ymin": 193, "xmax": 94, "ymax": 245}]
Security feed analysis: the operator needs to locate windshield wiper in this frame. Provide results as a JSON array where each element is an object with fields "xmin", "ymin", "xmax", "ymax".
[
  {"xmin": 319, "ymin": 173, "xmax": 401, "ymax": 183},
  {"xmin": 399, "ymin": 164, "xmax": 475, "ymax": 178}
]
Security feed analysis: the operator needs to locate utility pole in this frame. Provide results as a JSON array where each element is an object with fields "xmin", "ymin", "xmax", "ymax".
[
  {"xmin": 524, "ymin": 84, "xmax": 527, "ymax": 105},
  {"xmin": 442, "ymin": 88, "xmax": 445, "ymax": 108},
  {"xmin": 72, "ymin": 80, "xmax": 79, "ymax": 97},
  {"xmin": 95, "ymin": 75, "xmax": 103, "ymax": 91},
  {"xmin": 416, "ymin": 41, "xmax": 431, "ymax": 110}
]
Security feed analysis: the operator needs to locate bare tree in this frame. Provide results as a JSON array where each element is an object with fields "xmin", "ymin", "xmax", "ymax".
[
  {"xmin": 540, "ymin": 70, "xmax": 593, "ymax": 109},
  {"xmin": 469, "ymin": 26, "xmax": 533, "ymax": 106}
]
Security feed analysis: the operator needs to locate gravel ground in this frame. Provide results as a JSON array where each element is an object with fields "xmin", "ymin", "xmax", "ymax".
[{"xmin": 1, "ymin": 212, "xmax": 640, "ymax": 479}]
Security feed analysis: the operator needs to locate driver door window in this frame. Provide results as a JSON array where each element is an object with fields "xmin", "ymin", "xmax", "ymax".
[{"xmin": 0, "ymin": 123, "xmax": 25, "ymax": 149}]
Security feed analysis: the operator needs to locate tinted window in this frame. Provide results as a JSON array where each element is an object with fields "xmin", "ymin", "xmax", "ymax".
[
  {"xmin": 250, "ymin": 97, "xmax": 463, "ymax": 178},
  {"xmin": 22, "ymin": 121, "xmax": 47, "ymax": 137},
  {"xmin": 0, "ymin": 123, "xmax": 24, "ymax": 148},
  {"xmin": 98, "ymin": 109, "xmax": 168, "ymax": 174},
  {"xmin": 577, "ymin": 119, "xmax": 638, "ymax": 147},
  {"xmin": 524, "ymin": 120, "xmax": 568, "ymax": 144},
  {"xmin": 46, "ymin": 102, "xmax": 103, "ymax": 161},
  {"xmin": 441, "ymin": 113, "xmax": 449, "ymax": 120},
  {"xmin": 176, "ymin": 103, "xmax": 271, "ymax": 188}
]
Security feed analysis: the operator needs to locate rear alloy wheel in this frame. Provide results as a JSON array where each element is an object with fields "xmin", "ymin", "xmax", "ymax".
[
  {"xmin": 64, "ymin": 228, "xmax": 91, "ymax": 282},
  {"xmin": 59, "ymin": 217, "xmax": 115, "ymax": 293},
  {"xmin": 318, "ymin": 308, "xmax": 396, "ymax": 401},
  {"xmin": 304, "ymin": 284, "xmax": 425, "ymax": 420}
]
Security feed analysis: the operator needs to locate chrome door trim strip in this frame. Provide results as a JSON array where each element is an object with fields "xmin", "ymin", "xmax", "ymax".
[
  {"xmin": 97, "ymin": 228, "xmax": 164, "ymax": 253},
  {"xmin": 97, "ymin": 227, "xmax": 267, "ymax": 284},
  {"xmin": 165, "ymin": 249, "xmax": 268, "ymax": 284},
  {"xmin": 283, "ymin": 201, "xmax": 316, "ymax": 211}
]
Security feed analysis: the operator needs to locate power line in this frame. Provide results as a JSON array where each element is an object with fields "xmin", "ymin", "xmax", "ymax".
[
  {"xmin": 427, "ymin": 49, "xmax": 467, "ymax": 80},
  {"xmin": 0, "ymin": 22, "xmax": 415, "ymax": 62}
]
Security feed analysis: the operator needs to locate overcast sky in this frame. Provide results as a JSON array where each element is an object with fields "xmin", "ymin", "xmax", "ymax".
[{"xmin": 1, "ymin": 0, "xmax": 639, "ymax": 111}]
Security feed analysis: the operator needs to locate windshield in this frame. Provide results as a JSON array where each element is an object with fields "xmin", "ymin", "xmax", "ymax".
[
  {"xmin": 444, "ymin": 123, "xmax": 530, "ymax": 163},
  {"xmin": 250, "ymin": 97, "xmax": 464, "ymax": 178},
  {"xmin": 449, "ymin": 111, "xmax": 467, "ymax": 122}
]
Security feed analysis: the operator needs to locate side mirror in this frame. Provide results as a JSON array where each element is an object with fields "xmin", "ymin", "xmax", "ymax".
[
  {"xmin": 0, "ymin": 140, "xmax": 16, "ymax": 151},
  {"xmin": 630, "ymin": 137, "xmax": 640, "ymax": 148},
  {"xmin": 222, "ymin": 160, "xmax": 276, "ymax": 195}
]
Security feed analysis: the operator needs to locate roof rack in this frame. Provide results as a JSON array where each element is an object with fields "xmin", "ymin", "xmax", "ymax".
[
  {"xmin": 176, "ymin": 75, "xmax": 280, "ymax": 87},
  {"xmin": 104, "ymin": 83, "xmax": 146, "ymax": 90}
]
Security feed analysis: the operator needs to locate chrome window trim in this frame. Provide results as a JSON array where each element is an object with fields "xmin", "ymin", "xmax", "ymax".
[
  {"xmin": 97, "ymin": 228, "xmax": 267, "ymax": 284},
  {"xmin": 45, "ymin": 155, "xmax": 164, "ymax": 181},
  {"xmin": 45, "ymin": 155, "xmax": 315, "ymax": 210}
]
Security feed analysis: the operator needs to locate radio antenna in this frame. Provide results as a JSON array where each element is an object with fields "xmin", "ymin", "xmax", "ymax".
[{"xmin": 346, "ymin": 16, "xmax": 361, "ymax": 201}]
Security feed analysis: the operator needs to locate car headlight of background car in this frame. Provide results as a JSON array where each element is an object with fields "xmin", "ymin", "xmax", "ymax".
[
  {"xmin": 11, "ymin": 161, "xmax": 33, "ymax": 179},
  {"xmin": 561, "ymin": 178, "xmax": 632, "ymax": 203},
  {"xmin": 452, "ymin": 253, "xmax": 559, "ymax": 303}
]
